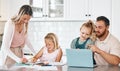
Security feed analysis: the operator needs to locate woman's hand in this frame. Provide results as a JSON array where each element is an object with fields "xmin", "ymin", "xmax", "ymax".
[{"xmin": 21, "ymin": 58, "xmax": 28, "ymax": 63}]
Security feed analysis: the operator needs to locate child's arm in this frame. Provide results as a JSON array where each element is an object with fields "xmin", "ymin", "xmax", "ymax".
[
  {"xmin": 55, "ymin": 48, "xmax": 63, "ymax": 62},
  {"xmin": 31, "ymin": 47, "xmax": 44, "ymax": 63}
]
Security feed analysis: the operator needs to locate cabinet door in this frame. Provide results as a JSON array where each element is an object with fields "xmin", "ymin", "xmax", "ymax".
[
  {"xmin": 31, "ymin": 0, "xmax": 43, "ymax": 18},
  {"xmin": 31, "ymin": 0, "xmax": 88, "ymax": 21},
  {"xmin": 48, "ymin": 0, "xmax": 64, "ymax": 18},
  {"xmin": 67, "ymin": 0, "xmax": 88, "ymax": 20},
  {"xmin": 31, "ymin": 0, "xmax": 64, "ymax": 21},
  {"xmin": 89, "ymin": 0, "xmax": 111, "ymax": 20},
  {"xmin": 66, "ymin": 0, "xmax": 111, "ymax": 21}
]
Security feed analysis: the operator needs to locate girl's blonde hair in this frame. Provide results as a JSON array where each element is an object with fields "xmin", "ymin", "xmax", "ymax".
[
  {"xmin": 11, "ymin": 5, "xmax": 33, "ymax": 34},
  {"xmin": 80, "ymin": 20, "xmax": 96, "ymax": 41},
  {"xmin": 44, "ymin": 33, "xmax": 59, "ymax": 50}
]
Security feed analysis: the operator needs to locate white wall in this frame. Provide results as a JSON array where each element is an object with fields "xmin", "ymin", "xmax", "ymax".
[
  {"xmin": 0, "ymin": 0, "xmax": 29, "ymax": 21},
  {"xmin": 112, "ymin": 0, "xmax": 120, "ymax": 41}
]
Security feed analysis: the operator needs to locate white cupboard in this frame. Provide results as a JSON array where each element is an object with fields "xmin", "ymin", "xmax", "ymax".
[
  {"xmin": 0, "ymin": 0, "xmax": 112, "ymax": 21},
  {"xmin": 67, "ymin": 0, "xmax": 112, "ymax": 21},
  {"xmin": 30, "ymin": 0, "xmax": 65, "ymax": 21}
]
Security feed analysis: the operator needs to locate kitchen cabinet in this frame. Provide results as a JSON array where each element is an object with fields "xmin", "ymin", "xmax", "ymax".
[
  {"xmin": 0, "ymin": 0, "xmax": 29, "ymax": 21},
  {"xmin": 30, "ymin": 0, "xmax": 65, "ymax": 21},
  {"xmin": 0, "ymin": 0, "xmax": 112, "ymax": 21},
  {"xmin": 67, "ymin": 0, "xmax": 112, "ymax": 21}
]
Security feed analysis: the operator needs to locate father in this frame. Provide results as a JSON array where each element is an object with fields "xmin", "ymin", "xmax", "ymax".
[{"xmin": 89, "ymin": 16, "xmax": 120, "ymax": 65}]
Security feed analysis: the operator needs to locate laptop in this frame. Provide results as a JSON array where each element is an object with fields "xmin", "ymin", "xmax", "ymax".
[{"xmin": 66, "ymin": 49, "xmax": 96, "ymax": 67}]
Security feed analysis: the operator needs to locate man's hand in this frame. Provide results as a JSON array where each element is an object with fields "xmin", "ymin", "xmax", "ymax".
[{"xmin": 88, "ymin": 45, "xmax": 101, "ymax": 54}]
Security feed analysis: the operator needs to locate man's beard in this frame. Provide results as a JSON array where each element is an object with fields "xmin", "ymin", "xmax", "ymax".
[{"xmin": 96, "ymin": 29, "xmax": 106, "ymax": 38}]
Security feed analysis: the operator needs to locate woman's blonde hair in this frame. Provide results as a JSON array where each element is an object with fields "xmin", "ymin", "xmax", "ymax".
[
  {"xmin": 11, "ymin": 5, "xmax": 33, "ymax": 34},
  {"xmin": 44, "ymin": 33, "xmax": 59, "ymax": 50},
  {"xmin": 80, "ymin": 20, "xmax": 96, "ymax": 41}
]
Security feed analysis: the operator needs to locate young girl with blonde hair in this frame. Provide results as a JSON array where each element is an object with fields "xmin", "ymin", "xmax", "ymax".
[
  {"xmin": 71, "ymin": 20, "xmax": 96, "ymax": 49},
  {"xmin": 31, "ymin": 33, "xmax": 63, "ymax": 63}
]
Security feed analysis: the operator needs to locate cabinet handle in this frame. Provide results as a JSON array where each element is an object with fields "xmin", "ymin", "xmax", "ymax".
[
  {"xmin": 43, "ymin": 15, "xmax": 46, "ymax": 17},
  {"xmin": 44, "ymin": 15, "xmax": 47, "ymax": 17},
  {"xmin": 43, "ymin": 15, "xmax": 48, "ymax": 17},
  {"xmin": 85, "ymin": 14, "xmax": 91, "ymax": 16},
  {"xmin": 88, "ymin": 14, "xmax": 91, "ymax": 16}
]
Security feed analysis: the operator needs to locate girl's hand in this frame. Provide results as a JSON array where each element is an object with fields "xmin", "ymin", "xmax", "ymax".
[
  {"xmin": 43, "ymin": 61, "xmax": 49, "ymax": 65},
  {"xmin": 30, "ymin": 57, "xmax": 37, "ymax": 63},
  {"xmin": 21, "ymin": 58, "xmax": 28, "ymax": 63}
]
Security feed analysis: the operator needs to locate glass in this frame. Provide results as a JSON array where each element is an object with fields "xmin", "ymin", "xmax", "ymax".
[
  {"xmin": 49, "ymin": 0, "xmax": 64, "ymax": 17},
  {"xmin": 29, "ymin": 0, "xmax": 64, "ymax": 18},
  {"xmin": 30, "ymin": 0, "xmax": 43, "ymax": 18}
]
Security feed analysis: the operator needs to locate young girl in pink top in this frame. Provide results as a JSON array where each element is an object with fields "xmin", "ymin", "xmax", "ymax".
[{"xmin": 31, "ymin": 33, "xmax": 63, "ymax": 63}]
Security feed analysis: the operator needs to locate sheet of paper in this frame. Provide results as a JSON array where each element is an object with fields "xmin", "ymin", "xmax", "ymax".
[
  {"xmin": 10, "ymin": 65, "xmax": 56, "ymax": 70},
  {"xmin": 10, "ymin": 63, "xmax": 57, "ymax": 70},
  {"xmin": 49, "ymin": 62, "xmax": 65, "ymax": 66},
  {"xmin": 33, "ymin": 65, "xmax": 57, "ymax": 70},
  {"xmin": 9, "ymin": 65, "xmax": 34, "ymax": 70}
]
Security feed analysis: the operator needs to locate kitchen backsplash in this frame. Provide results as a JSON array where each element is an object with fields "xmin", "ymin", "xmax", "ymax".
[
  {"xmin": 24, "ymin": 21, "xmax": 84, "ymax": 54},
  {"xmin": 0, "ymin": 21, "xmax": 84, "ymax": 54}
]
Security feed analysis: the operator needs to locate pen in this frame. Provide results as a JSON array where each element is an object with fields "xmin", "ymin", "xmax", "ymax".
[{"xmin": 43, "ymin": 64, "xmax": 52, "ymax": 66}]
